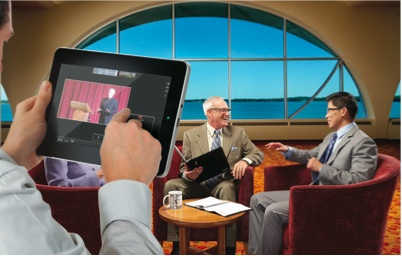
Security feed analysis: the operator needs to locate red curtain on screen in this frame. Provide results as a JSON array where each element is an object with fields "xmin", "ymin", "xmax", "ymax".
[{"xmin": 57, "ymin": 79, "xmax": 131, "ymax": 124}]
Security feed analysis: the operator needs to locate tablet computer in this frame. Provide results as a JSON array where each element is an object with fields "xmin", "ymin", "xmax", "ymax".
[{"xmin": 37, "ymin": 48, "xmax": 190, "ymax": 177}]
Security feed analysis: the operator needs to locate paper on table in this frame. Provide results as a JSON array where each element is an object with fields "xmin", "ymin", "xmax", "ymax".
[
  {"xmin": 185, "ymin": 196, "xmax": 251, "ymax": 217},
  {"xmin": 185, "ymin": 196, "xmax": 224, "ymax": 208}
]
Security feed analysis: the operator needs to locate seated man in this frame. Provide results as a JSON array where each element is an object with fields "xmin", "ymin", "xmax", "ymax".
[
  {"xmin": 0, "ymin": 2, "xmax": 162, "ymax": 252},
  {"xmin": 45, "ymin": 157, "xmax": 105, "ymax": 187},
  {"xmin": 164, "ymin": 96, "xmax": 264, "ymax": 254},
  {"xmin": 249, "ymin": 92, "xmax": 378, "ymax": 254}
]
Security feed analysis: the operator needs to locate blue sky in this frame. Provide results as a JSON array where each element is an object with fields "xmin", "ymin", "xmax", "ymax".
[{"xmin": 86, "ymin": 17, "xmax": 361, "ymax": 100}]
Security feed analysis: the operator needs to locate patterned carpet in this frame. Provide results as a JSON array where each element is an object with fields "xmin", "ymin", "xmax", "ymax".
[{"xmin": 158, "ymin": 139, "xmax": 401, "ymax": 255}]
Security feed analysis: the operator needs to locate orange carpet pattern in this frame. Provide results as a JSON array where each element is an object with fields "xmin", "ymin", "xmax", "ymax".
[{"xmin": 158, "ymin": 139, "xmax": 400, "ymax": 255}]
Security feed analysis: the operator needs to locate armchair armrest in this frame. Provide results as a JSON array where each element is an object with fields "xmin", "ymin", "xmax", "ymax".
[
  {"xmin": 236, "ymin": 165, "xmax": 254, "ymax": 241},
  {"xmin": 264, "ymin": 164, "xmax": 311, "ymax": 191},
  {"xmin": 238, "ymin": 166, "xmax": 254, "ymax": 206}
]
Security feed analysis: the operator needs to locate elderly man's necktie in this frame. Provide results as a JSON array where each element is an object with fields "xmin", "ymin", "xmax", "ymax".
[
  {"xmin": 211, "ymin": 130, "xmax": 221, "ymax": 150},
  {"xmin": 204, "ymin": 130, "xmax": 222, "ymax": 189}
]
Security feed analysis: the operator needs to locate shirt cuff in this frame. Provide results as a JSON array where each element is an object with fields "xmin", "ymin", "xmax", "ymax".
[
  {"xmin": 283, "ymin": 146, "xmax": 293, "ymax": 159},
  {"xmin": 182, "ymin": 171, "xmax": 192, "ymax": 181},
  {"xmin": 242, "ymin": 158, "xmax": 253, "ymax": 165},
  {"xmin": 98, "ymin": 180, "xmax": 151, "ymax": 234},
  {"xmin": 0, "ymin": 148, "xmax": 17, "ymax": 164}
]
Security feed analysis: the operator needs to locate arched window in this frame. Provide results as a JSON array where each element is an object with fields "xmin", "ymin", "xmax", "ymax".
[
  {"xmin": 77, "ymin": 2, "xmax": 367, "ymax": 120},
  {"xmin": 390, "ymin": 83, "xmax": 400, "ymax": 119},
  {"xmin": 1, "ymin": 85, "xmax": 13, "ymax": 122}
]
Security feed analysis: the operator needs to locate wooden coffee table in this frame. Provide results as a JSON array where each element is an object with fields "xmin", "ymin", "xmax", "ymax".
[{"xmin": 158, "ymin": 199, "xmax": 245, "ymax": 255}]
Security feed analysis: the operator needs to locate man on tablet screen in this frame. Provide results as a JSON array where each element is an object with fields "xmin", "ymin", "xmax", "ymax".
[
  {"xmin": 97, "ymin": 88, "xmax": 118, "ymax": 124},
  {"xmin": 164, "ymin": 96, "xmax": 264, "ymax": 254}
]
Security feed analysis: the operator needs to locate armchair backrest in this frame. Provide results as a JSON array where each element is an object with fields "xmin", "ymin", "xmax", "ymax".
[
  {"xmin": 29, "ymin": 160, "xmax": 48, "ymax": 185},
  {"xmin": 28, "ymin": 160, "xmax": 102, "ymax": 254},
  {"xmin": 166, "ymin": 145, "xmax": 183, "ymax": 180},
  {"xmin": 372, "ymin": 153, "xmax": 400, "ymax": 180}
]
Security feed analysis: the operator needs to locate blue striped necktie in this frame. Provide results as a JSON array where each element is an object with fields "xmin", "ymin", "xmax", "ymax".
[
  {"xmin": 312, "ymin": 133, "xmax": 338, "ymax": 185},
  {"xmin": 321, "ymin": 133, "xmax": 338, "ymax": 164},
  {"xmin": 204, "ymin": 130, "xmax": 222, "ymax": 189},
  {"xmin": 211, "ymin": 130, "xmax": 221, "ymax": 150}
]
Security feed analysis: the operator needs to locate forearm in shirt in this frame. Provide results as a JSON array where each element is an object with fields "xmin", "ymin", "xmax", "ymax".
[
  {"xmin": 98, "ymin": 180, "xmax": 163, "ymax": 254},
  {"xmin": 0, "ymin": 148, "xmax": 88, "ymax": 254}
]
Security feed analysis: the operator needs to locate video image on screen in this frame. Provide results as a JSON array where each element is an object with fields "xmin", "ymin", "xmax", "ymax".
[{"xmin": 57, "ymin": 79, "xmax": 131, "ymax": 125}]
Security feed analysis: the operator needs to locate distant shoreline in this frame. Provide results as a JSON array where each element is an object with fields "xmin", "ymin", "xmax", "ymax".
[{"xmin": 184, "ymin": 96, "xmax": 400, "ymax": 102}]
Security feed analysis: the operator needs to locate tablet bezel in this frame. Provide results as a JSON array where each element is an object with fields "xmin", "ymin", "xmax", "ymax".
[{"xmin": 37, "ymin": 48, "xmax": 190, "ymax": 177}]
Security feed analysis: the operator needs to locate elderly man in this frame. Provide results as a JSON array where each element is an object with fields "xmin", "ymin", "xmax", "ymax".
[
  {"xmin": 164, "ymin": 96, "xmax": 264, "ymax": 254},
  {"xmin": 0, "ymin": 1, "xmax": 163, "ymax": 253}
]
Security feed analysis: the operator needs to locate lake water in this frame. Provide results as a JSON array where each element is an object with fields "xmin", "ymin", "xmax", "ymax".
[{"xmin": 181, "ymin": 101, "xmax": 389, "ymax": 120}]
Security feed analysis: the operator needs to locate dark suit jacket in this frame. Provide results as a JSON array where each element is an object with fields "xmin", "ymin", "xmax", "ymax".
[
  {"xmin": 99, "ymin": 97, "xmax": 118, "ymax": 124},
  {"xmin": 288, "ymin": 125, "xmax": 378, "ymax": 185},
  {"xmin": 180, "ymin": 124, "xmax": 264, "ymax": 179}
]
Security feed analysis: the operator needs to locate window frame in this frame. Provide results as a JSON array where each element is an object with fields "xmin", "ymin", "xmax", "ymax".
[{"xmin": 75, "ymin": 2, "xmax": 369, "ymax": 121}]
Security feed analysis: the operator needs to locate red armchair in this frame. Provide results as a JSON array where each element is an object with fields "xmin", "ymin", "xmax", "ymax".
[
  {"xmin": 28, "ymin": 160, "xmax": 101, "ymax": 255},
  {"xmin": 152, "ymin": 146, "xmax": 255, "ymax": 247},
  {"xmin": 263, "ymin": 154, "xmax": 400, "ymax": 254}
]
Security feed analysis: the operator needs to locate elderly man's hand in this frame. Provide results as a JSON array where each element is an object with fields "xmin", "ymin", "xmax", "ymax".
[{"xmin": 232, "ymin": 160, "xmax": 248, "ymax": 179}]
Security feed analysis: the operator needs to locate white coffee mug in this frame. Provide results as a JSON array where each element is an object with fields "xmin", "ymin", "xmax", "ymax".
[{"xmin": 163, "ymin": 191, "xmax": 183, "ymax": 209}]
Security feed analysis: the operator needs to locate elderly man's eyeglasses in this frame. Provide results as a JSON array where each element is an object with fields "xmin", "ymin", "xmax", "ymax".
[
  {"xmin": 209, "ymin": 108, "xmax": 231, "ymax": 113},
  {"xmin": 327, "ymin": 107, "xmax": 343, "ymax": 113}
]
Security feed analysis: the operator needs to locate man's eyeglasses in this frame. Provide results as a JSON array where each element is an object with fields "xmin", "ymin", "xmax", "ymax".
[
  {"xmin": 327, "ymin": 107, "xmax": 343, "ymax": 113},
  {"xmin": 209, "ymin": 108, "xmax": 231, "ymax": 113}
]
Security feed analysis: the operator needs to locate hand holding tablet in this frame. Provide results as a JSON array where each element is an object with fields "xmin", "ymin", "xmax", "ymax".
[
  {"xmin": 2, "ymin": 81, "xmax": 53, "ymax": 171},
  {"xmin": 38, "ymin": 48, "xmax": 190, "ymax": 177}
]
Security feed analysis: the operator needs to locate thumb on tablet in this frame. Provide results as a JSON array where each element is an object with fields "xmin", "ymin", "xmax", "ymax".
[{"xmin": 33, "ymin": 81, "xmax": 52, "ymax": 113}]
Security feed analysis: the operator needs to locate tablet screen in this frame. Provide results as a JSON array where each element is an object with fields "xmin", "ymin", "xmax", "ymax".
[{"xmin": 38, "ymin": 48, "xmax": 190, "ymax": 177}]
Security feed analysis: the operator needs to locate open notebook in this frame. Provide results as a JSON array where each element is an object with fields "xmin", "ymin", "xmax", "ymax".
[{"xmin": 185, "ymin": 197, "xmax": 251, "ymax": 217}]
